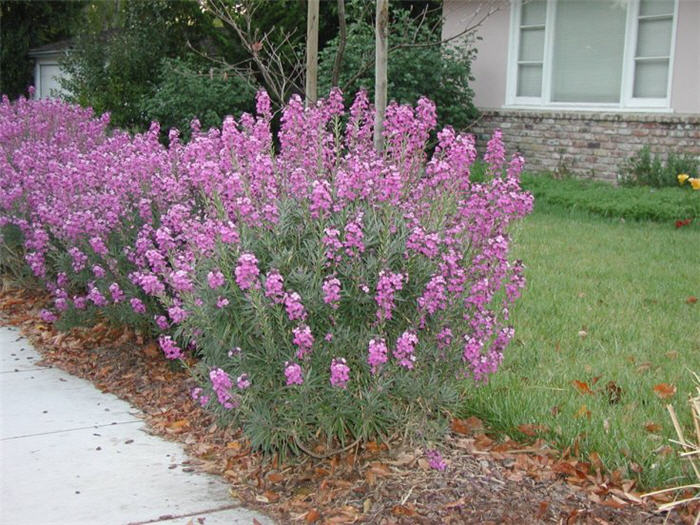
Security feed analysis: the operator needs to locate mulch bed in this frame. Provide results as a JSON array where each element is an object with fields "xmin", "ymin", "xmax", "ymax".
[{"xmin": 1, "ymin": 284, "xmax": 694, "ymax": 524}]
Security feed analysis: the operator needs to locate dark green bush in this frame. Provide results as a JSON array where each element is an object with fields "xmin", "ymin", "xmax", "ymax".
[
  {"xmin": 140, "ymin": 58, "xmax": 256, "ymax": 142},
  {"xmin": 318, "ymin": 2, "xmax": 478, "ymax": 131},
  {"xmin": 523, "ymin": 173, "xmax": 700, "ymax": 223},
  {"xmin": 618, "ymin": 146, "xmax": 698, "ymax": 188},
  {"xmin": 60, "ymin": 0, "xmax": 221, "ymax": 131}
]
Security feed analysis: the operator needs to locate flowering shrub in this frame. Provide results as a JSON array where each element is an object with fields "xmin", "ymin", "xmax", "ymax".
[{"xmin": 1, "ymin": 89, "xmax": 532, "ymax": 455}]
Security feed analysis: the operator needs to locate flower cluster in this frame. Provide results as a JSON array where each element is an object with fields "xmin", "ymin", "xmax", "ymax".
[{"xmin": 1, "ymin": 89, "xmax": 532, "ymax": 454}]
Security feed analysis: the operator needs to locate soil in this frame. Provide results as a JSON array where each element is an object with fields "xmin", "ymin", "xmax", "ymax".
[{"xmin": 1, "ymin": 285, "xmax": 694, "ymax": 525}]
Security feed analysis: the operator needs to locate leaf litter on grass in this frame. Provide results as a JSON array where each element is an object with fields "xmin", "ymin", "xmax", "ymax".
[{"xmin": 0, "ymin": 285, "xmax": 696, "ymax": 524}]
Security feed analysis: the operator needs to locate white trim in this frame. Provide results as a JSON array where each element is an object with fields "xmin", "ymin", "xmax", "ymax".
[
  {"xmin": 540, "ymin": 0, "xmax": 555, "ymax": 104},
  {"xmin": 505, "ymin": 0, "xmax": 677, "ymax": 112}
]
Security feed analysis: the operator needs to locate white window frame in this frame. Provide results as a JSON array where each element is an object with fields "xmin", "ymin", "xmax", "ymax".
[{"xmin": 505, "ymin": 0, "xmax": 678, "ymax": 112}]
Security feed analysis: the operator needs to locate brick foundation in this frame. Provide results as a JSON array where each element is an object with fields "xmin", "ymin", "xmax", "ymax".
[{"xmin": 470, "ymin": 109, "xmax": 700, "ymax": 181}]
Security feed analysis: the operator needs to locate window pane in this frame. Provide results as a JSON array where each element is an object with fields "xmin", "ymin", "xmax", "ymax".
[
  {"xmin": 517, "ymin": 64, "xmax": 542, "ymax": 97},
  {"xmin": 521, "ymin": 0, "xmax": 546, "ymax": 25},
  {"xmin": 636, "ymin": 18, "xmax": 672, "ymax": 57},
  {"xmin": 634, "ymin": 59, "xmax": 669, "ymax": 97},
  {"xmin": 639, "ymin": 0, "xmax": 674, "ymax": 16},
  {"xmin": 519, "ymin": 27, "xmax": 545, "ymax": 61},
  {"xmin": 551, "ymin": 0, "xmax": 626, "ymax": 103}
]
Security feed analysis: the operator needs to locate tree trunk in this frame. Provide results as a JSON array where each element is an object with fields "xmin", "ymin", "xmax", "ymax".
[
  {"xmin": 374, "ymin": 0, "xmax": 388, "ymax": 152},
  {"xmin": 331, "ymin": 0, "xmax": 347, "ymax": 87},
  {"xmin": 305, "ymin": 0, "xmax": 320, "ymax": 106}
]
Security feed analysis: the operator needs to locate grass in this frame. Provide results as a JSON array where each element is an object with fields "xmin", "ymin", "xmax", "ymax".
[{"xmin": 459, "ymin": 205, "xmax": 700, "ymax": 489}]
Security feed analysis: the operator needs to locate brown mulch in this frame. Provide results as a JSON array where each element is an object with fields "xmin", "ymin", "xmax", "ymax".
[{"xmin": 1, "ymin": 284, "xmax": 695, "ymax": 525}]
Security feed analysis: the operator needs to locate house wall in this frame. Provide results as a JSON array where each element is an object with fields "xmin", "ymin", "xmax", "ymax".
[
  {"xmin": 671, "ymin": 0, "xmax": 700, "ymax": 114},
  {"xmin": 442, "ymin": 0, "xmax": 511, "ymax": 109},
  {"xmin": 442, "ymin": 0, "xmax": 700, "ymax": 180}
]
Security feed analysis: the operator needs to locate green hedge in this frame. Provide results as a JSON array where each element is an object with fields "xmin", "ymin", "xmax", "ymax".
[{"xmin": 521, "ymin": 173, "xmax": 700, "ymax": 223}]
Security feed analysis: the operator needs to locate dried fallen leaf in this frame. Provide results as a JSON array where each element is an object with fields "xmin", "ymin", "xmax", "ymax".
[
  {"xmin": 687, "ymin": 296, "xmax": 697, "ymax": 304},
  {"xmin": 450, "ymin": 416, "xmax": 484, "ymax": 435},
  {"xmin": 267, "ymin": 472, "xmax": 284, "ymax": 483},
  {"xmin": 304, "ymin": 509, "xmax": 321, "ymax": 523},
  {"xmin": 368, "ymin": 462, "xmax": 392, "ymax": 477},
  {"xmin": 142, "ymin": 342, "xmax": 160, "ymax": 358},
  {"xmin": 653, "ymin": 383, "xmax": 676, "ymax": 399},
  {"xmin": 391, "ymin": 504, "xmax": 416, "ymax": 517},
  {"xmin": 517, "ymin": 423, "xmax": 549, "ymax": 437},
  {"xmin": 644, "ymin": 422, "xmax": 662, "ymax": 433},
  {"xmin": 167, "ymin": 419, "xmax": 190, "ymax": 432},
  {"xmin": 636, "ymin": 362, "xmax": 652, "ymax": 373},
  {"xmin": 605, "ymin": 381, "xmax": 622, "ymax": 404},
  {"xmin": 574, "ymin": 404, "xmax": 591, "ymax": 419},
  {"xmin": 572, "ymin": 380, "xmax": 594, "ymax": 395}
]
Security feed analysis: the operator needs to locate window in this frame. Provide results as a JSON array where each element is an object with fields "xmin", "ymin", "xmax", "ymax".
[{"xmin": 507, "ymin": 0, "xmax": 677, "ymax": 109}]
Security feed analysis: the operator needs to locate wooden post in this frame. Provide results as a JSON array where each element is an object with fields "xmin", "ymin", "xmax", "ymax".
[
  {"xmin": 305, "ymin": 0, "xmax": 320, "ymax": 107},
  {"xmin": 374, "ymin": 0, "xmax": 388, "ymax": 151}
]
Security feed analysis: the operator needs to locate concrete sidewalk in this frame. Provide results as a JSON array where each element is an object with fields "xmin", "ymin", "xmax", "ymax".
[{"xmin": 0, "ymin": 325, "xmax": 274, "ymax": 525}]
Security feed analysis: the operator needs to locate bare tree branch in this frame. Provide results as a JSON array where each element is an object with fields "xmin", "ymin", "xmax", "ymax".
[{"xmin": 198, "ymin": 0, "xmax": 305, "ymax": 105}]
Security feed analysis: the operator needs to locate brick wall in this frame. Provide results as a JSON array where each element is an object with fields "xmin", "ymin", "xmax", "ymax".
[{"xmin": 470, "ymin": 110, "xmax": 700, "ymax": 181}]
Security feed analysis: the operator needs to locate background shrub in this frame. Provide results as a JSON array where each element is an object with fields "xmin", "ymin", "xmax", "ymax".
[
  {"xmin": 618, "ymin": 146, "xmax": 699, "ymax": 188},
  {"xmin": 139, "ymin": 58, "xmax": 256, "ymax": 142},
  {"xmin": 318, "ymin": 1, "xmax": 478, "ymax": 131}
]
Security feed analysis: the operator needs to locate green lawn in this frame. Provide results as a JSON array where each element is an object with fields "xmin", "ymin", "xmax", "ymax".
[{"xmin": 460, "ymin": 206, "xmax": 700, "ymax": 489}]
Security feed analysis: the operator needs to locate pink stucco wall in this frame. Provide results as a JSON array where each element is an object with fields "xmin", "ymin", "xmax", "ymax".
[
  {"xmin": 671, "ymin": 0, "xmax": 700, "ymax": 113},
  {"xmin": 442, "ymin": 0, "xmax": 511, "ymax": 109},
  {"xmin": 443, "ymin": 0, "xmax": 699, "ymax": 114}
]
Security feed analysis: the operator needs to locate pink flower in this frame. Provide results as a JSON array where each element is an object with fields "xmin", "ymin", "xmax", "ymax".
[
  {"xmin": 264, "ymin": 269, "xmax": 285, "ymax": 303},
  {"xmin": 375, "ymin": 271, "xmax": 404, "ymax": 321},
  {"xmin": 309, "ymin": 180, "xmax": 333, "ymax": 218},
  {"xmin": 394, "ymin": 331, "xmax": 418, "ymax": 369},
  {"xmin": 209, "ymin": 368, "xmax": 235, "ymax": 409},
  {"xmin": 170, "ymin": 270, "xmax": 193, "ymax": 293},
  {"xmin": 109, "ymin": 282, "xmax": 124, "ymax": 303},
  {"xmin": 236, "ymin": 373, "xmax": 251, "ymax": 390},
  {"xmin": 191, "ymin": 387, "xmax": 209, "ymax": 407},
  {"xmin": 235, "ymin": 253, "xmax": 260, "ymax": 290},
  {"xmin": 322, "ymin": 276, "xmax": 341, "ymax": 309},
  {"xmin": 216, "ymin": 296, "xmax": 229, "ymax": 309},
  {"xmin": 367, "ymin": 338, "xmax": 388, "ymax": 374},
  {"xmin": 284, "ymin": 361, "xmax": 304, "ymax": 386},
  {"xmin": 284, "ymin": 292, "xmax": 306, "ymax": 321},
  {"xmin": 292, "ymin": 324, "xmax": 314, "ymax": 359},
  {"xmin": 207, "ymin": 269, "xmax": 225, "ymax": 289},
  {"xmin": 158, "ymin": 335, "xmax": 183, "ymax": 359},
  {"xmin": 168, "ymin": 305, "xmax": 188, "ymax": 323},
  {"xmin": 426, "ymin": 449, "xmax": 447, "ymax": 471},
  {"xmin": 329, "ymin": 358, "xmax": 350, "ymax": 388},
  {"xmin": 40, "ymin": 309, "xmax": 57, "ymax": 322},
  {"xmin": 130, "ymin": 298, "xmax": 146, "ymax": 314},
  {"xmin": 154, "ymin": 315, "xmax": 169, "ymax": 330}
]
